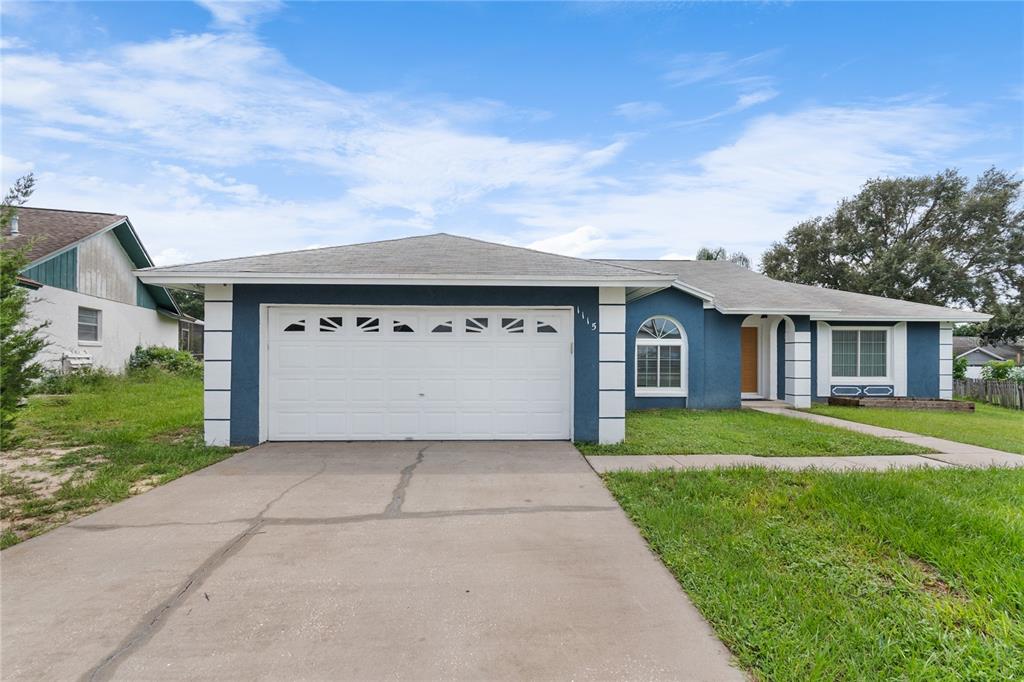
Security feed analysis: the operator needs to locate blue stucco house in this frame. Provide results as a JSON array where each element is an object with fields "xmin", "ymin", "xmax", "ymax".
[{"xmin": 137, "ymin": 234, "xmax": 990, "ymax": 446}]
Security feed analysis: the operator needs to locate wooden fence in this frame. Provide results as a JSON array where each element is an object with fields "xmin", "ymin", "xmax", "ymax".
[{"xmin": 954, "ymin": 378, "xmax": 1024, "ymax": 410}]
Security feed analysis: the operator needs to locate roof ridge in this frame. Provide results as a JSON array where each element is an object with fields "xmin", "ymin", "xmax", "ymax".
[
  {"xmin": 20, "ymin": 206, "xmax": 124, "ymax": 217},
  {"xmin": 142, "ymin": 233, "xmax": 674, "ymax": 278},
  {"xmin": 137, "ymin": 233, "xmax": 449, "ymax": 271}
]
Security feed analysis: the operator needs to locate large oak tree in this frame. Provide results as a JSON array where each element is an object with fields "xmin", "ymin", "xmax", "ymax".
[{"xmin": 760, "ymin": 168, "xmax": 1024, "ymax": 342}]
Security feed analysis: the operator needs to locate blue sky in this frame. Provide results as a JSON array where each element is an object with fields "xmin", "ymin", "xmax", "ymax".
[{"xmin": 2, "ymin": 1, "xmax": 1021, "ymax": 265}]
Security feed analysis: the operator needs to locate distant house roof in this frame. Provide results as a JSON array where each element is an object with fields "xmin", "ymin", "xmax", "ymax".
[
  {"xmin": 2, "ymin": 207, "xmax": 127, "ymax": 264},
  {"xmin": 601, "ymin": 259, "xmax": 991, "ymax": 322},
  {"xmin": 4, "ymin": 206, "xmax": 178, "ymax": 314},
  {"xmin": 137, "ymin": 233, "xmax": 674, "ymax": 286},
  {"xmin": 953, "ymin": 336, "xmax": 1023, "ymax": 363}
]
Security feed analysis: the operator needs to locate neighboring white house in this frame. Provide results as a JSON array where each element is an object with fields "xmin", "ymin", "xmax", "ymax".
[
  {"xmin": 953, "ymin": 336, "xmax": 1023, "ymax": 378},
  {"xmin": 5, "ymin": 207, "xmax": 181, "ymax": 371}
]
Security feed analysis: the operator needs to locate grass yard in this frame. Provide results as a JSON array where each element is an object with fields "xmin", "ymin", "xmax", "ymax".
[
  {"xmin": 1, "ymin": 371, "xmax": 238, "ymax": 549},
  {"xmin": 576, "ymin": 408, "xmax": 930, "ymax": 456},
  {"xmin": 811, "ymin": 402, "xmax": 1024, "ymax": 454},
  {"xmin": 606, "ymin": 467, "xmax": 1024, "ymax": 681}
]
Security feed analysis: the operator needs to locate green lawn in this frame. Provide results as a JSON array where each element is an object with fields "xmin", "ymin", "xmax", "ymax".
[
  {"xmin": 1, "ymin": 371, "xmax": 238, "ymax": 549},
  {"xmin": 810, "ymin": 402, "xmax": 1024, "ymax": 454},
  {"xmin": 576, "ymin": 408, "xmax": 930, "ymax": 456},
  {"xmin": 606, "ymin": 467, "xmax": 1024, "ymax": 681}
]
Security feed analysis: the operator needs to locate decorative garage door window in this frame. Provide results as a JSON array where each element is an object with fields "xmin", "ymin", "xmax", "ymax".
[
  {"xmin": 636, "ymin": 316, "xmax": 686, "ymax": 396},
  {"xmin": 832, "ymin": 328, "xmax": 888, "ymax": 377},
  {"xmin": 501, "ymin": 317, "xmax": 525, "ymax": 334},
  {"xmin": 356, "ymin": 316, "xmax": 380, "ymax": 333},
  {"xmin": 272, "ymin": 309, "xmax": 569, "ymax": 340},
  {"xmin": 465, "ymin": 317, "xmax": 489, "ymax": 334},
  {"xmin": 319, "ymin": 316, "xmax": 343, "ymax": 333}
]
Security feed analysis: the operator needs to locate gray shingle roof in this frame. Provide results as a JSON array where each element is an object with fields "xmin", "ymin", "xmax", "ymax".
[
  {"xmin": 141, "ymin": 233, "xmax": 670, "ymax": 282},
  {"xmin": 602, "ymin": 259, "xmax": 991, "ymax": 321},
  {"xmin": 952, "ymin": 336, "xmax": 1023, "ymax": 361},
  {"xmin": 2, "ymin": 207, "xmax": 126, "ymax": 264}
]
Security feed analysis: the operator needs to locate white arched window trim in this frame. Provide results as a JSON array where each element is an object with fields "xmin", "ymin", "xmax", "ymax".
[{"xmin": 635, "ymin": 316, "xmax": 688, "ymax": 397}]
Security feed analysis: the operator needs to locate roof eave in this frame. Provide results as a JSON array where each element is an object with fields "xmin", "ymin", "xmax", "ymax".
[{"xmin": 809, "ymin": 312, "xmax": 993, "ymax": 323}]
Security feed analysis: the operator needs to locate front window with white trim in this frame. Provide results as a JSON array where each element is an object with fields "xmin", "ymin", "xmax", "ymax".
[
  {"xmin": 831, "ymin": 328, "xmax": 888, "ymax": 377},
  {"xmin": 636, "ymin": 316, "xmax": 686, "ymax": 396}
]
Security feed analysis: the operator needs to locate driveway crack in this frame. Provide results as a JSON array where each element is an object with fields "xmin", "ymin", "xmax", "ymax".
[
  {"xmin": 80, "ymin": 458, "xmax": 329, "ymax": 682},
  {"xmin": 383, "ymin": 443, "xmax": 432, "ymax": 517}
]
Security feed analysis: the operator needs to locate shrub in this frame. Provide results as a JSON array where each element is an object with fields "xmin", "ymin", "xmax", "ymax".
[
  {"xmin": 979, "ymin": 359, "xmax": 1016, "ymax": 381},
  {"xmin": 127, "ymin": 345, "xmax": 202, "ymax": 377},
  {"xmin": 1008, "ymin": 366, "xmax": 1024, "ymax": 385},
  {"xmin": 32, "ymin": 367, "xmax": 115, "ymax": 395},
  {"xmin": 953, "ymin": 356, "xmax": 968, "ymax": 380}
]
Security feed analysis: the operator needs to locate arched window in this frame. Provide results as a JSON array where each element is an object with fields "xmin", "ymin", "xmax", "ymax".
[{"xmin": 636, "ymin": 316, "xmax": 687, "ymax": 396}]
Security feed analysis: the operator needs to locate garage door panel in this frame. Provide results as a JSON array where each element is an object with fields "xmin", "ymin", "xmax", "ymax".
[
  {"xmin": 348, "ymin": 412, "xmax": 388, "ymax": 436},
  {"xmin": 313, "ymin": 413, "xmax": 349, "ymax": 436},
  {"xmin": 267, "ymin": 307, "xmax": 571, "ymax": 440},
  {"xmin": 275, "ymin": 345, "xmax": 312, "ymax": 370},
  {"xmin": 313, "ymin": 346, "xmax": 347, "ymax": 369},
  {"xmin": 349, "ymin": 345, "xmax": 386, "ymax": 368},
  {"xmin": 387, "ymin": 379, "xmax": 422, "ymax": 400},
  {"xmin": 271, "ymin": 412, "xmax": 312, "ymax": 438},
  {"xmin": 386, "ymin": 412, "xmax": 419, "ymax": 436},
  {"xmin": 421, "ymin": 346, "xmax": 458, "ymax": 369},
  {"xmin": 311, "ymin": 379, "xmax": 348, "ymax": 402},
  {"xmin": 460, "ymin": 346, "xmax": 494, "ymax": 368}
]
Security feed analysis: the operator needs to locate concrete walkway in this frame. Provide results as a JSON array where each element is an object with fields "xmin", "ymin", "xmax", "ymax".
[
  {"xmin": 2, "ymin": 442, "xmax": 743, "ymax": 681},
  {"xmin": 588, "ymin": 453, "xmax": 955, "ymax": 474},
  {"xmin": 751, "ymin": 406, "xmax": 1024, "ymax": 468},
  {"xmin": 589, "ymin": 405, "xmax": 1024, "ymax": 474}
]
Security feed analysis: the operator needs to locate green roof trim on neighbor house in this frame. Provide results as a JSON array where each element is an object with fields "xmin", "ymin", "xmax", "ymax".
[
  {"xmin": 7, "ymin": 208, "xmax": 179, "ymax": 315},
  {"xmin": 22, "ymin": 248, "xmax": 78, "ymax": 291}
]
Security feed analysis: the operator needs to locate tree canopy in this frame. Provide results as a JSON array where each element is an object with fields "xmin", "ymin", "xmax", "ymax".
[
  {"xmin": 760, "ymin": 168, "xmax": 1024, "ymax": 342},
  {"xmin": 696, "ymin": 246, "xmax": 751, "ymax": 269},
  {"xmin": 1, "ymin": 174, "xmax": 47, "ymax": 446}
]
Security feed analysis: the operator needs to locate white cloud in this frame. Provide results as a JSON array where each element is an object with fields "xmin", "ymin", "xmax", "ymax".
[
  {"xmin": 613, "ymin": 101, "xmax": 668, "ymax": 121},
  {"xmin": 526, "ymin": 225, "xmax": 611, "ymax": 258},
  {"xmin": 0, "ymin": 36, "xmax": 29, "ymax": 49},
  {"xmin": 663, "ymin": 50, "xmax": 779, "ymax": 88},
  {"xmin": 663, "ymin": 50, "xmax": 781, "ymax": 124},
  {"xmin": 492, "ymin": 102, "xmax": 970, "ymax": 261},
  {"xmin": 1, "ymin": 32, "xmax": 623, "ymax": 226},
  {"xmin": 194, "ymin": 0, "xmax": 283, "ymax": 29},
  {"xmin": 152, "ymin": 247, "xmax": 191, "ymax": 266},
  {"xmin": 0, "ymin": 27, "xmax": 977, "ymax": 268}
]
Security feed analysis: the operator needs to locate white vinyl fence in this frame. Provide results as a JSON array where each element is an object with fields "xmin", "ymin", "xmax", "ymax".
[{"xmin": 954, "ymin": 379, "xmax": 1024, "ymax": 410}]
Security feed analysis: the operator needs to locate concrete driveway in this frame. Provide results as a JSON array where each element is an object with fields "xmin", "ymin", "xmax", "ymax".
[{"xmin": 1, "ymin": 441, "xmax": 742, "ymax": 681}]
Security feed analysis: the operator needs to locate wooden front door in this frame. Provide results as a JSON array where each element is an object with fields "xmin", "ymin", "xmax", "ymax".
[{"xmin": 741, "ymin": 326, "xmax": 759, "ymax": 394}]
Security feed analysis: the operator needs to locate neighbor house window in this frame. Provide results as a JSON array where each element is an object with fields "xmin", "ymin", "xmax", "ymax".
[
  {"xmin": 636, "ymin": 316, "xmax": 686, "ymax": 395},
  {"xmin": 832, "ymin": 328, "xmax": 888, "ymax": 377},
  {"xmin": 78, "ymin": 307, "xmax": 100, "ymax": 342}
]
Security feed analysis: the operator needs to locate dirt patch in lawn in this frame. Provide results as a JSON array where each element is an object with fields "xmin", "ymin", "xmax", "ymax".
[
  {"xmin": 0, "ymin": 446, "xmax": 106, "ymax": 540},
  {"xmin": 908, "ymin": 557, "xmax": 959, "ymax": 598}
]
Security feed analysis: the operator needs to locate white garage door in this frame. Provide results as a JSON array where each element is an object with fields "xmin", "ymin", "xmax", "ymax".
[{"xmin": 266, "ymin": 306, "xmax": 573, "ymax": 440}]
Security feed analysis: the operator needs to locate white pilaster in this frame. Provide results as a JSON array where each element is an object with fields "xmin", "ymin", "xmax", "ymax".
[
  {"xmin": 204, "ymin": 284, "xmax": 233, "ymax": 446},
  {"xmin": 939, "ymin": 322, "xmax": 954, "ymax": 400},
  {"xmin": 815, "ymin": 322, "xmax": 831, "ymax": 398},
  {"xmin": 893, "ymin": 322, "xmax": 908, "ymax": 397},
  {"xmin": 598, "ymin": 287, "xmax": 626, "ymax": 444},
  {"xmin": 785, "ymin": 328, "xmax": 812, "ymax": 408}
]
